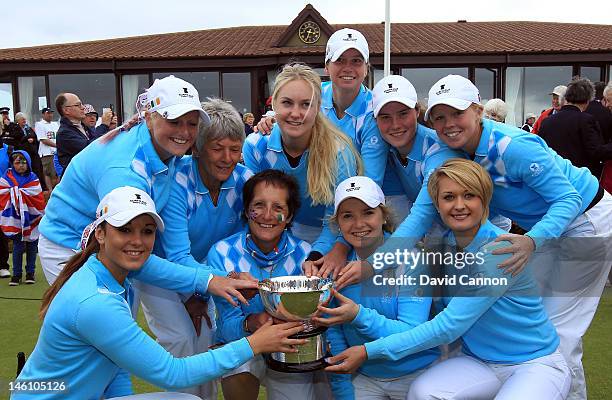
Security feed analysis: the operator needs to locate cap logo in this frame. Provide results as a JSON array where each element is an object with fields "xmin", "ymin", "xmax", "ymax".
[
  {"xmin": 346, "ymin": 182, "xmax": 361, "ymax": 192},
  {"xmin": 383, "ymin": 83, "xmax": 399, "ymax": 94},
  {"xmin": 343, "ymin": 33, "xmax": 357, "ymax": 42},
  {"xmin": 130, "ymin": 193, "xmax": 148, "ymax": 206},
  {"xmin": 178, "ymin": 87, "xmax": 194, "ymax": 99},
  {"xmin": 435, "ymin": 84, "xmax": 451, "ymax": 96}
]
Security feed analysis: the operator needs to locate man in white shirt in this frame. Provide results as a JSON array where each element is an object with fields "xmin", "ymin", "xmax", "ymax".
[{"xmin": 34, "ymin": 107, "xmax": 59, "ymax": 190}]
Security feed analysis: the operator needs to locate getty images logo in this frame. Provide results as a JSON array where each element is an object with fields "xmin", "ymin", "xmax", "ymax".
[
  {"xmin": 435, "ymin": 84, "xmax": 451, "ymax": 96},
  {"xmin": 384, "ymin": 83, "xmax": 399, "ymax": 94}
]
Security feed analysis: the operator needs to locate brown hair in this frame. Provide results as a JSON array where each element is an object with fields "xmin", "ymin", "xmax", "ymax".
[{"xmin": 39, "ymin": 225, "xmax": 102, "ymax": 319}]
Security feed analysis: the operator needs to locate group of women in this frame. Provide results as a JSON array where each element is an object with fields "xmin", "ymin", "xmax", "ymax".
[{"xmin": 12, "ymin": 26, "xmax": 610, "ymax": 400}]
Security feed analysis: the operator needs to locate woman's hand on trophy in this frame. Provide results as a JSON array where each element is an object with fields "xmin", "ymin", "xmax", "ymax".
[
  {"xmin": 317, "ymin": 243, "xmax": 350, "ymax": 279},
  {"xmin": 335, "ymin": 260, "xmax": 375, "ymax": 290},
  {"xmin": 312, "ymin": 289, "xmax": 359, "ymax": 326},
  {"xmin": 246, "ymin": 319, "xmax": 307, "ymax": 355},
  {"xmin": 227, "ymin": 271, "xmax": 260, "ymax": 300},
  {"xmin": 324, "ymin": 345, "xmax": 368, "ymax": 374},
  {"xmin": 207, "ymin": 275, "xmax": 258, "ymax": 307}
]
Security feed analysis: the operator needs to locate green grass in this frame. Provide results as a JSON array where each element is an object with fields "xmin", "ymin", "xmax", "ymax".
[{"xmin": 0, "ymin": 262, "xmax": 610, "ymax": 399}]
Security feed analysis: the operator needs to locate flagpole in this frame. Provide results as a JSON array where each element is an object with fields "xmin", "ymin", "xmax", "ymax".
[{"xmin": 384, "ymin": 0, "xmax": 391, "ymax": 77}]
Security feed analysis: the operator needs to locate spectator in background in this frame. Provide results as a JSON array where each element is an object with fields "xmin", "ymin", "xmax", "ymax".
[
  {"xmin": 521, "ymin": 113, "xmax": 537, "ymax": 132},
  {"xmin": 56, "ymin": 93, "xmax": 109, "ymax": 171},
  {"xmin": 0, "ymin": 139, "xmax": 10, "ymax": 279},
  {"xmin": 243, "ymin": 112, "xmax": 254, "ymax": 135},
  {"xmin": 0, "ymin": 150, "xmax": 45, "ymax": 286},
  {"xmin": 483, "ymin": 98, "xmax": 508, "ymax": 122},
  {"xmin": 0, "ymin": 107, "xmax": 10, "ymax": 136},
  {"xmin": 585, "ymin": 81, "xmax": 612, "ymax": 144},
  {"xmin": 82, "ymin": 104, "xmax": 116, "ymax": 132},
  {"xmin": 34, "ymin": 107, "xmax": 59, "ymax": 190},
  {"xmin": 602, "ymin": 81, "xmax": 612, "ymax": 112},
  {"xmin": 11, "ymin": 113, "xmax": 47, "ymax": 192},
  {"xmin": 532, "ymin": 85, "xmax": 567, "ymax": 134},
  {"xmin": 539, "ymin": 77, "xmax": 612, "ymax": 179}
]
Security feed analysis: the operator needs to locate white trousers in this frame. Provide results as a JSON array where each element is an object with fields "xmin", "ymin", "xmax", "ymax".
[
  {"xmin": 224, "ymin": 356, "xmax": 317, "ymax": 400},
  {"xmin": 531, "ymin": 191, "xmax": 612, "ymax": 400},
  {"xmin": 352, "ymin": 371, "xmax": 422, "ymax": 400},
  {"xmin": 406, "ymin": 351, "xmax": 571, "ymax": 400},
  {"xmin": 38, "ymin": 234, "xmax": 76, "ymax": 284},
  {"xmin": 135, "ymin": 281, "xmax": 217, "ymax": 400},
  {"xmin": 108, "ymin": 393, "xmax": 201, "ymax": 399}
]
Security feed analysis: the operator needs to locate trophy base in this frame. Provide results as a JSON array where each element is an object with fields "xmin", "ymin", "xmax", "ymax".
[{"xmin": 264, "ymin": 353, "xmax": 330, "ymax": 373}]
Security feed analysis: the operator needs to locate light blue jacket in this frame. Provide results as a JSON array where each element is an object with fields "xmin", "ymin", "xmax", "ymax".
[
  {"xmin": 157, "ymin": 156, "xmax": 252, "ymax": 265},
  {"xmin": 12, "ymin": 256, "xmax": 253, "ymax": 399},
  {"xmin": 365, "ymin": 221, "xmax": 559, "ymax": 365},
  {"xmin": 321, "ymin": 81, "xmax": 388, "ymax": 187},
  {"xmin": 207, "ymin": 229, "xmax": 311, "ymax": 343},
  {"xmin": 242, "ymin": 126, "xmax": 357, "ymax": 253},
  {"xmin": 327, "ymin": 235, "xmax": 439, "ymax": 400}
]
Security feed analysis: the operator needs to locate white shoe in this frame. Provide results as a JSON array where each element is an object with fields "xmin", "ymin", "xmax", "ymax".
[{"xmin": 0, "ymin": 269, "xmax": 10, "ymax": 278}]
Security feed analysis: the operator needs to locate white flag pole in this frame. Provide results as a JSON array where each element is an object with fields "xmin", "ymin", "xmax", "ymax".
[{"xmin": 384, "ymin": 0, "xmax": 391, "ymax": 77}]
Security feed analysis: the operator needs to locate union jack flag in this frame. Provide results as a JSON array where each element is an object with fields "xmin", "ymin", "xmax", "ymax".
[{"xmin": 0, "ymin": 170, "xmax": 45, "ymax": 241}]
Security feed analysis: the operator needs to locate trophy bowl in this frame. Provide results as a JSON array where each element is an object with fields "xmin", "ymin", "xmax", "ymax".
[
  {"xmin": 258, "ymin": 276, "xmax": 334, "ymax": 372},
  {"xmin": 258, "ymin": 276, "xmax": 334, "ymax": 321}
]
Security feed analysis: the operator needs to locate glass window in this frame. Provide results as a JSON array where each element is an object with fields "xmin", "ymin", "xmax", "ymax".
[
  {"xmin": 475, "ymin": 68, "xmax": 497, "ymax": 104},
  {"xmin": 152, "ymin": 72, "xmax": 220, "ymax": 101},
  {"xmin": 0, "ymin": 83, "xmax": 14, "ymax": 120},
  {"xmin": 505, "ymin": 66, "xmax": 572, "ymax": 127},
  {"xmin": 49, "ymin": 73, "xmax": 116, "ymax": 118},
  {"xmin": 372, "ymin": 68, "xmax": 385, "ymax": 87},
  {"xmin": 122, "ymin": 74, "xmax": 149, "ymax": 120},
  {"xmin": 18, "ymin": 76, "xmax": 46, "ymax": 125},
  {"xmin": 222, "ymin": 72, "xmax": 251, "ymax": 115},
  {"xmin": 401, "ymin": 67, "xmax": 468, "ymax": 103},
  {"xmin": 579, "ymin": 66, "xmax": 601, "ymax": 83}
]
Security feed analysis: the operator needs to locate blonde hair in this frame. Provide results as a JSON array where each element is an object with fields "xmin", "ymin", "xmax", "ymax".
[
  {"xmin": 272, "ymin": 63, "xmax": 363, "ymax": 205},
  {"xmin": 427, "ymin": 158, "xmax": 492, "ymax": 225},
  {"xmin": 330, "ymin": 203, "xmax": 396, "ymax": 234}
]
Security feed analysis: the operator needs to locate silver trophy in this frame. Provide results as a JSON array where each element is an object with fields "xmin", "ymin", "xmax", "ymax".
[{"xmin": 258, "ymin": 276, "xmax": 334, "ymax": 372}]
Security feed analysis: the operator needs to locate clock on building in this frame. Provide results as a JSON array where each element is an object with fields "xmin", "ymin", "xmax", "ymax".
[{"xmin": 298, "ymin": 21, "xmax": 321, "ymax": 44}]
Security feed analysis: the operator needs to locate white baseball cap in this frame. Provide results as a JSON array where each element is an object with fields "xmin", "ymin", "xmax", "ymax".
[
  {"xmin": 424, "ymin": 75, "xmax": 481, "ymax": 121},
  {"xmin": 372, "ymin": 75, "xmax": 418, "ymax": 117},
  {"xmin": 325, "ymin": 28, "xmax": 369, "ymax": 63},
  {"xmin": 79, "ymin": 187, "xmax": 164, "ymax": 250},
  {"xmin": 334, "ymin": 176, "xmax": 385, "ymax": 214},
  {"xmin": 549, "ymin": 85, "xmax": 567, "ymax": 97},
  {"xmin": 147, "ymin": 75, "xmax": 210, "ymax": 124}
]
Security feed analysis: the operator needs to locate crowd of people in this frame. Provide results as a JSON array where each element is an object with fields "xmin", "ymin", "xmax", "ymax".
[{"xmin": 4, "ymin": 26, "xmax": 612, "ymax": 400}]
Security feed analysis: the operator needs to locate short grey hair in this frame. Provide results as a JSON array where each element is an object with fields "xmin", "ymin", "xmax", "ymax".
[
  {"xmin": 603, "ymin": 81, "xmax": 612, "ymax": 98},
  {"xmin": 195, "ymin": 98, "xmax": 245, "ymax": 152},
  {"xmin": 14, "ymin": 112, "xmax": 27, "ymax": 122},
  {"xmin": 483, "ymin": 98, "xmax": 508, "ymax": 122}
]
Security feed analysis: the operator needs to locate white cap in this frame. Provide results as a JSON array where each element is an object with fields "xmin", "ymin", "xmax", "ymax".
[
  {"xmin": 334, "ymin": 176, "xmax": 385, "ymax": 214},
  {"xmin": 549, "ymin": 85, "xmax": 567, "ymax": 97},
  {"xmin": 526, "ymin": 112, "xmax": 537, "ymax": 119},
  {"xmin": 372, "ymin": 75, "xmax": 418, "ymax": 117},
  {"xmin": 79, "ymin": 187, "xmax": 164, "ymax": 250},
  {"xmin": 325, "ymin": 28, "xmax": 369, "ymax": 63},
  {"xmin": 424, "ymin": 75, "xmax": 481, "ymax": 121},
  {"xmin": 147, "ymin": 75, "xmax": 210, "ymax": 124}
]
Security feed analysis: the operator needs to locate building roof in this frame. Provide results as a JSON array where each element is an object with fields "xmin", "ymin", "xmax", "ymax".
[{"xmin": 1, "ymin": 18, "xmax": 611, "ymax": 63}]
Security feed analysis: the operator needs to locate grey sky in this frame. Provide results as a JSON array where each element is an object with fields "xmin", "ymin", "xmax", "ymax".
[{"xmin": 2, "ymin": 0, "xmax": 609, "ymax": 49}]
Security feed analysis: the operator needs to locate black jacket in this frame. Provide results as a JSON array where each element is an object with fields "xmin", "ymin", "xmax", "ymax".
[
  {"xmin": 539, "ymin": 105, "xmax": 612, "ymax": 178},
  {"xmin": 56, "ymin": 117, "xmax": 109, "ymax": 170},
  {"xmin": 585, "ymin": 100, "xmax": 612, "ymax": 144}
]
